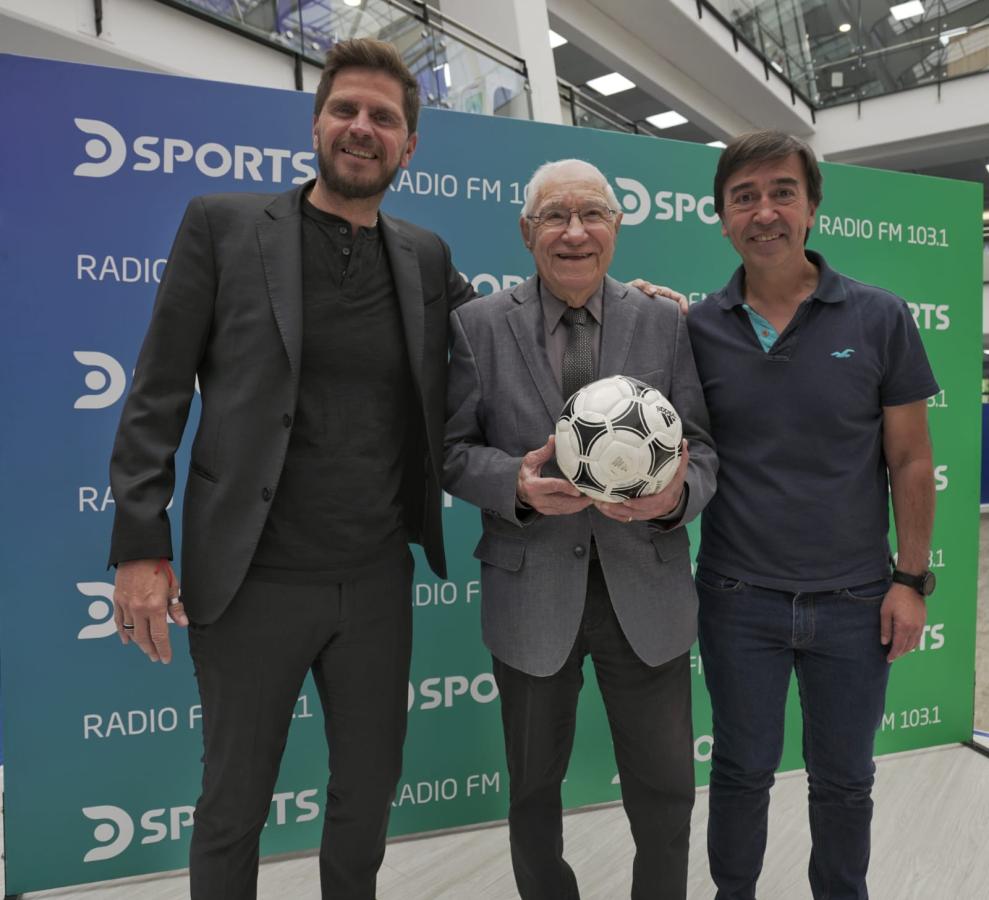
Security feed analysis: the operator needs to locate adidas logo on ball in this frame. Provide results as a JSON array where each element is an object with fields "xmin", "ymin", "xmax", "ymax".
[{"xmin": 555, "ymin": 375, "xmax": 682, "ymax": 503}]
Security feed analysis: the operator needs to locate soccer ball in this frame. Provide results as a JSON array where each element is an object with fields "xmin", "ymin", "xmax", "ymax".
[{"xmin": 555, "ymin": 375, "xmax": 682, "ymax": 503}]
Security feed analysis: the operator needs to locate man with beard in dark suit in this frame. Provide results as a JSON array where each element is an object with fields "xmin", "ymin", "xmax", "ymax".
[{"xmin": 108, "ymin": 38, "xmax": 472, "ymax": 900}]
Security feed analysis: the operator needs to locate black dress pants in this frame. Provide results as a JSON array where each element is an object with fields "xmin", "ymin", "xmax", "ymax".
[
  {"xmin": 492, "ymin": 560, "xmax": 694, "ymax": 900},
  {"xmin": 187, "ymin": 552, "xmax": 413, "ymax": 900}
]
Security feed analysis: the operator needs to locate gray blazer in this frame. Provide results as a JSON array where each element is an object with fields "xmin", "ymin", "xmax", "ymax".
[
  {"xmin": 109, "ymin": 183, "xmax": 472, "ymax": 623},
  {"xmin": 443, "ymin": 275, "xmax": 717, "ymax": 677}
]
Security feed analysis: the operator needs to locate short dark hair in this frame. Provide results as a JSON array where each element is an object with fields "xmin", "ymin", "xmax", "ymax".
[
  {"xmin": 713, "ymin": 130, "xmax": 823, "ymax": 217},
  {"xmin": 313, "ymin": 38, "xmax": 420, "ymax": 134}
]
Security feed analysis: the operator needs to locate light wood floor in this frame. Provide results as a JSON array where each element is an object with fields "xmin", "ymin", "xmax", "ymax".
[{"xmin": 5, "ymin": 743, "xmax": 988, "ymax": 900}]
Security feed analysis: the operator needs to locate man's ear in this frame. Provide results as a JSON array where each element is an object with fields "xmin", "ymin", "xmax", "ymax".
[
  {"xmin": 519, "ymin": 216, "xmax": 532, "ymax": 249},
  {"xmin": 400, "ymin": 132, "xmax": 418, "ymax": 169}
]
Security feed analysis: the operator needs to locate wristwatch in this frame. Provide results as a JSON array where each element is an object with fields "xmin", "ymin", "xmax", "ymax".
[{"xmin": 891, "ymin": 568, "xmax": 936, "ymax": 597}]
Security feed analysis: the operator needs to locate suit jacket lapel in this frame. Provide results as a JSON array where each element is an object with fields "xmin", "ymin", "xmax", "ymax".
[
  {"xmin": 600, "ymin": 275, "xmax": 637, "ymax": 376},
  {"xmin": 380, "ymin": 214, "xmax": 424, "ymax": 399},
  {"xmin": 507, "ymin": 277, "xmax": 561, "ymax": 422},
  {"xmin": 257, "ymin": 187, "xmax": 305, "ymax": 376}
]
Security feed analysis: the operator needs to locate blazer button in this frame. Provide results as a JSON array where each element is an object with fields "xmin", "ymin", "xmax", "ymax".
[
  {"xmin": 282, "ymin": 413, "xmax": 293, "ymax": 428},
  {"xmin": 573, "ymin": 545, "xmax": 586, "ymax": 558},
  {"xmin": 261, "ymin": 487, "xmax": 272, "ymax": 502}
]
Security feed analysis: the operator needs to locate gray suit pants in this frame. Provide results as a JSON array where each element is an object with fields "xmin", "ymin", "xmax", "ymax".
[{"xmin": 493, "ymin": 559, "xmax": 695, "ymax": 900}]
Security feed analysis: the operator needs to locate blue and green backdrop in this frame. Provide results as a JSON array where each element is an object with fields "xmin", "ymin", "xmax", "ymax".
[{"xmin": 0, "ymin": 53, "xmax": 980, "ymax": 893}]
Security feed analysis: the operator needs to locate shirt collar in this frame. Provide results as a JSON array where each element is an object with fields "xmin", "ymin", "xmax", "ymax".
[
  {"xmin": 301, "ymin": 192, "xmax": 379, "ymax": 238},
  {"xmin": 716, "ymin": 250, "xmax": 847, "ymax": 309},
  {"xmin": 539, "ymin": 279, "xmax": 605, "ymax": 333}
]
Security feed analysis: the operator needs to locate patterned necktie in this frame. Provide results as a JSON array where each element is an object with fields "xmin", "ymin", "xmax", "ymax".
[{"xmin": 561, "ymin": 306, "xmax": 595, "ymax": 401}]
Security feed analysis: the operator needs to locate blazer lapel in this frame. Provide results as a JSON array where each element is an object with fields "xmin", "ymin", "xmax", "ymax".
[
  {"xmin": 507, "ymin": 277, "xmax": 561, "ymax": 422},
  {"xmin": 380, "ymin": 214, "xmax": 424, "ymax": 398},
  {"xmin": 257, "ymin": 188, "xmax": 305, "ymax": 376},
  {"xmin": 600, "ymin": 275, "xmax": 637, "ymax": 377}
]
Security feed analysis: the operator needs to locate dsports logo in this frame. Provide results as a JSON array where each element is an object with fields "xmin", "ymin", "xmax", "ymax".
[{"xmin": 72, "ymin": 118, "xmax": 316, "ymax": 184}]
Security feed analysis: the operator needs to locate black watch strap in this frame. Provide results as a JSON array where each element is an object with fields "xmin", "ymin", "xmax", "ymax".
[{"xmin": 891, "ymin": 568, "xmax": 936, "ymax": 597}]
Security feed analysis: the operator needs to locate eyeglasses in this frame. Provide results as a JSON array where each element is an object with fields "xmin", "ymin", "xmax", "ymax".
[{"xmin": 525, "ymin": 205, "xmax": 618, "ymax": 230}]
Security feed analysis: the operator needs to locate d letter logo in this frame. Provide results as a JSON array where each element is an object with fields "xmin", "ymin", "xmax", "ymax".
[
  {"xmin": 82, "ymin": 805, "xmax": 134, "ymax": 862},
  {"xmin": 74, "ymin": 351, "xmax": 126, "ymax": 409},
  {"xmin": 73, "ymin": 119, "xmax": 126, "ymax": 178}
]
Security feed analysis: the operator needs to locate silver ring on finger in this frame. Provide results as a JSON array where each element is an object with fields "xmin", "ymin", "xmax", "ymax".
[{"xmin": 122, "ymin": 623, "xmax": 135, "ymax": 630}]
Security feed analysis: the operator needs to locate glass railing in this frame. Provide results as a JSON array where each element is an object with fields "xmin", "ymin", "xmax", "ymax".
[
  {"xmin": 704, "ymin": 0, "xmax": 989, "ymax": 108},
  {"xmin": 152, "ymin": 0, "xmax": 989, "ymax": 126},
  {"xmin": 155, "ymin": 0, "xmax": 530, "ymax": 119},
  {"xmin": 558, "ymin": 80, "xmax": 665, "ymax": 137}
]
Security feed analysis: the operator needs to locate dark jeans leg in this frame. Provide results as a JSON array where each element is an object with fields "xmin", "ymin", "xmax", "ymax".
[
  {"xmin": 313, "ymin": 552, "xmax": 414, "ymax": 900},
  {"xmin": 492, "ymin": 649, "xmax": 583, "ymax": 900},
  {"xmin": 698, "ymin": 568, "xmax": 893, "ymax": 900},
  {"xmin": 188, "ymin": 578, "xmax": 335, "ymax": 900},
  {"xmin": 585, "ymin": 563, "xmax": 694, "ymax": 900},
  {"xmin": 696, "ymin": 568, "xmax": 794, "ymax": 900},
  {"xmin": 795, "ymin": 581, "xmax": 891, "ymax": 900}
]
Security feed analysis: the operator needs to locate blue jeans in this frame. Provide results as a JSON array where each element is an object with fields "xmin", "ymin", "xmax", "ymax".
[{"xmin": 696, "ymin": 567, "xmax": 892, "ymax": 900}]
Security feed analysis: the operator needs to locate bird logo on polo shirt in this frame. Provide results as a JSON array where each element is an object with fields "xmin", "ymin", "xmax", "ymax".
[{"xmin": 830, "ymin": 348, "xmax": 856, "ymax": 359}]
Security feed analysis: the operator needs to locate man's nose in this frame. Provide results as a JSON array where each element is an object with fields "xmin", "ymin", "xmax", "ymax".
[
  {"xmin": 753, "ymin": 200, "xmax": 778, "ymax": 224},
  {"xmin": 561, "ymin": 212, "xmax": 588, "ymax": 239},
  {"xmin": 348, "ymin": 109, "xmax": 374, "ymax": 135}
]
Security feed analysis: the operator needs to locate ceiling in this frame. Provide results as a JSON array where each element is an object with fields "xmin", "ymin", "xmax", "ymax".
[
  {"xmin": 552, "ymin": 40, "xmax": 718, "ymax": 146},
  {"xmin": 550, "ymin": 19, "xmax": 989, "ymax": 215}
]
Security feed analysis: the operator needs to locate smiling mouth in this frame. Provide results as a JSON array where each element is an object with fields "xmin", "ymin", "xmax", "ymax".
[
  {"xmin": 750, "ymin": 232, "xmax": 784, "ymax": 243},
  {"xmin": 556, "ymin": 252, "xmax": 593, "ymax": 260},
  {"xmin": 341, "ymin": 147, "xmax": 378, "ymax": 160}
]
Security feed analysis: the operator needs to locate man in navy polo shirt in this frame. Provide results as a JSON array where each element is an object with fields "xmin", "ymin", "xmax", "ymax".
[{"xmin": 687, "ymin": 131, "xmax": 938, "ymax": 900}]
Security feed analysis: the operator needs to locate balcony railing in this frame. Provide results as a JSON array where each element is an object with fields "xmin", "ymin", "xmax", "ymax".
[
  {"xmin": 155, "ymin": 0, "xmax": 530, "ymax": 119},
  {"xmin": 703, "ymin": 0, "xmax": 989, "ymax": 108},
  {"xmin": 156, "ymin": 0, "xmax": 989, "ymax": 139},
  {"xmin": 558, "ymin": 79, "xmax": 668, "ymax": 137}
]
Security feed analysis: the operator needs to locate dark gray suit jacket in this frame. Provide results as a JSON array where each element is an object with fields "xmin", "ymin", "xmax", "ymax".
[
  {"xmin": 443, "ymin": 275, "xmax": 717, "ymax": 676},
  {"xmin": 109, "ymin": 182, "xmax": 472, "ymax": 623}
]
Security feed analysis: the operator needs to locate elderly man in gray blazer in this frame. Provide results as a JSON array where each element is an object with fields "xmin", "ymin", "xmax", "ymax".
[{"xmin": 444, "ymin": 159, "xmax": 717, "ymax": 900}]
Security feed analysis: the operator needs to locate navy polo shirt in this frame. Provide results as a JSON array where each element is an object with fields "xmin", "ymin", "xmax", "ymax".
[{"xmin": 687, "ymin": 250, "xmax": 938, "ymax": 592}]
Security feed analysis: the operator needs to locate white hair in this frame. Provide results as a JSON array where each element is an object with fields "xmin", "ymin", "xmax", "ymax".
[{"xmin": 520, "ymin": 158, "xmax": 620, "ymax": 218}]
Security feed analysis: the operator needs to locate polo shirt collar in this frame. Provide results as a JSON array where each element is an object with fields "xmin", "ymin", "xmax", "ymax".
[{"xmin": 716, "ymin": 249, "xmax": 847, "ymax": 309}]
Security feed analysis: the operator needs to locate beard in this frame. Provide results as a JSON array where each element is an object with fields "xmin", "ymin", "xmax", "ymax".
[{"xmin": 316, "ymin": 136, "xmax": 401, "ymax": 200}]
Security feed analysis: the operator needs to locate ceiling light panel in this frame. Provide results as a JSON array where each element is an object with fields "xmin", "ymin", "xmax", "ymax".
[
  {"xmin": 549, "ymin": 30, "xmax": 568, "ymax": 49},
  {"xmin": 890, "ymin": 2, "xmax": 925, "ymax": 21},
  {"xmin": 646, "ymin": 111, "xmax": 688, "ymax": 129},
  {"xmin": 586, "ymin": 72, "xmax": 636, "ymax": 95}
]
